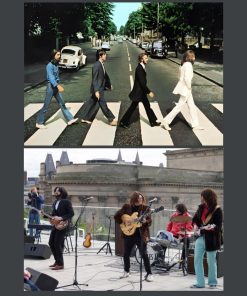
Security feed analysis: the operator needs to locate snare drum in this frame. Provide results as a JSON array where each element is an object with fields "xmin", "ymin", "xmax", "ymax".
[{"xmin": 135, "ymin": 242, "xmax": 164, "ymax": 265}]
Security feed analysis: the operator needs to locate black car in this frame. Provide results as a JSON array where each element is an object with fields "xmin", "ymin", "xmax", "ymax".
[{"xmin": 150, "ymin": 40, "xmax": 168, "ymax": 58}]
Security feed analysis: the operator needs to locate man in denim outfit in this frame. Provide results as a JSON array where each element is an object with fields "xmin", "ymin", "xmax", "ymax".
[{"xmin": 36, "ymin": 49, "xmax": 78, "ymax": 129}]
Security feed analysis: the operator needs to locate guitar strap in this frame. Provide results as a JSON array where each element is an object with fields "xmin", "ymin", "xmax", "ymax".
[{"xmin": 203, "ymin": 205, "xmax": 220, "ymax": 225}]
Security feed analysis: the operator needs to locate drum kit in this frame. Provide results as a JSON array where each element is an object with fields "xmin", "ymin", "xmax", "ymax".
[{"xmin": 135, "ymin": 215, "xmax": 194, "ymax": 275}]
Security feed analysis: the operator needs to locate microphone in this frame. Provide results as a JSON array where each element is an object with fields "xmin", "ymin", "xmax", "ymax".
[
  {"xmin": 149, "ymin": 197, "xmax": 158, "ymax": 204},
  {"xmin": 82, "ymin": 196, "xmax": 94, "ymax": 201}
]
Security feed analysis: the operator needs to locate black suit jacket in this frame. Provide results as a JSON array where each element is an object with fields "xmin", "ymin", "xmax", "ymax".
[
  {"xmin": 51, "ymin": 198, "xmax": 74, "ymax": 222},
  {"xmin": 129, "ymin": 63, "xmax": 150, "ymax": 102},
  {"xmin": 90, "ymin": 60, "xmax": 111, "ymax": 94}
]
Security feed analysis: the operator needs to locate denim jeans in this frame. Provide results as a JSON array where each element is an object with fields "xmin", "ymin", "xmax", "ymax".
[
  {"xmin": 194, "ymin": 236, "xmax": 217, "ymax": 287},
  {"xmin": 28, "ymin": 212, "xmax": 40, "ymax": 237},
  {"xmin": 36, "ymin": 83, "xmax": 74, "ymax": 124}
]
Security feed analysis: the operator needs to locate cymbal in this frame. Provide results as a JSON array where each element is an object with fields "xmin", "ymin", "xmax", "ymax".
[
  {"xmin": 177, "ymin": 231, "xmax": 194, "ymax": 235},
  {"xmin": 170, "ymin": 215, "xmax": 192, "ymax": 223}
]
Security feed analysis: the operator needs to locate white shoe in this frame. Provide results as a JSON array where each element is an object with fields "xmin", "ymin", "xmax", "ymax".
[
  {"xmin": 109, "ymin": 119, "xmax": 118, "ymax": 126},
  {"xmin": 67, "ymin": 118, "xmax": 78, "ymax": 125},
  {"xmin": 119, "ymin": 271, "xmax": 130, "ymax": 279},
  {"xmin": 163, "ymin": 120, "xmax": 171, "ymax": 130},
  {"xmin": 192, "ymin": 125, "xmax": 204, "ymax": 130},
  {"xmin": 36, "ymin": 123, "xmax": 47, "ymax": 129},
  {"xmin": 145, "ymin": 274, "xmax": 154, "ymax": 282}
]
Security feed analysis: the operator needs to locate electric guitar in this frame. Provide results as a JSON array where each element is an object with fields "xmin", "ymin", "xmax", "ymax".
[
  {"xmin": 28, "ymin": 207, "xmax": 69, "ymax": 230},
  {"xmin": 194, "ymin": 224, "xmax": 216, "ymax": 237},
  {"xmin": 120, "ymin": 206, "xmax": 164, "ymax": 236}
]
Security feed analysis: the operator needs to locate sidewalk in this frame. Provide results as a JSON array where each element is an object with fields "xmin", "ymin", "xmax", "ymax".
[{"xmin": 167, "ymin": 53, "xmax": 223, "ymax": 87}]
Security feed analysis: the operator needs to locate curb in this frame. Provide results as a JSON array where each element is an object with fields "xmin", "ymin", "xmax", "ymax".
[
  {"xmin": 167, "ymin": 57, "xmax": 223, "ymax": 88},
  {"xmin": 24, "ymin": 80, "xmax": 47, "ymax": 92}
]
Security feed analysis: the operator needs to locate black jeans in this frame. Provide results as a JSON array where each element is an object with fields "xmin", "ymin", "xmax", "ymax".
[
  {"xmin": 120, "ymin": 97, "xmax": 157, "ymax": 125},
  {"xmin": 49, "ymin": 228, "xmax": 66, "ymax": 266},
  {"xmin": 123, "ymin": 235, "xmax": 152, "ymax": 274}
]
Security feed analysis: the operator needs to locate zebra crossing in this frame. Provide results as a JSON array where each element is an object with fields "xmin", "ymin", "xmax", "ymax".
[{"xmin": 24, "ymin": 102, "xmax": 223, "ymax": 146}]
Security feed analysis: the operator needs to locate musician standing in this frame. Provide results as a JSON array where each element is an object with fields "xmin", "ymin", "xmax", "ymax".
[
  {"xmin": 46, "ymin": 187, "xmax": 74, "ymax": 270},
  {"xmin": 191, "ymin": 188, "xmax": 223, "ymax": 289},
  {"xmin": 27, "ymin": 186, "xmax": 44, "ymax": 237},
  {"xmin": 114, "ymin": 191, "xmax": 153, "ymax": 282}
]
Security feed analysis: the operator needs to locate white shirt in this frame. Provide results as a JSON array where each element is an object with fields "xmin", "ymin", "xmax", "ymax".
[
  {"xmin": 99, "ymin": 60, "xmax": 105, "ymax": 74},
  {"xmin": 140, "ymin": 62, "xmax": 146, "ymax": 71},
  {"xmin": 55, "ymin": 200, "xmax": 60, "ymax": 210}
]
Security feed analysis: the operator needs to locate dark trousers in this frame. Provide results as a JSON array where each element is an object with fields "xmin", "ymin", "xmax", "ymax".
[
  {"xmin": 120, "ymin": 97, "xmax": 157, "ymax": 125},
  {"xmin": 49, "ymin": 228, "xmax": 66, "ymax": 266},
  {"xmin": 81, "ymin": 92, "xmax": 115, "ymax": 122},
  {"xmin": 123, "ymin": 235, "xmax": 152, "ymax": 274}
]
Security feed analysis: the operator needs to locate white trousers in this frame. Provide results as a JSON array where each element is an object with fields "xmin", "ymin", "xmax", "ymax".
[{"xmin": 164, "ymin": 93, "xmax": 199, "ymax": 128}]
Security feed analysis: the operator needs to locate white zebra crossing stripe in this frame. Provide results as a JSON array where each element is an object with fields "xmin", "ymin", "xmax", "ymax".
[
  {"xmin": 139, "ymin": 102, "xmax": 174, "ymax": 146},
  {"xmin": 181, "ymin": 104, "xmax": 223, "ymax": 146},
  {"xmin": 24, "ymin": 103, "xmax": 83, "ymax": 146},
  {"xmin": 82, "ymin": 102, "xmax": 121, "ymax": 146},
  {"xmin": 212, "ymin": 103, "xmax": 223, "ymax": 113},
  {"xmin": 24, "ymin": 103, "xmax": 43, "ymax": 121}
]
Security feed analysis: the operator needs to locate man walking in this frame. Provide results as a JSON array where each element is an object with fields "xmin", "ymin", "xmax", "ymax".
[
  {"xmin": 36, "ymin": 49, "xmax": 78, "ymax": 129},
  {"xmin": 119, "ymin": 53, "xmax": 160, "ymax": 128},
  {"xmin": 81, "ymin": 50, "xmax": 117, "ymax": 126}
]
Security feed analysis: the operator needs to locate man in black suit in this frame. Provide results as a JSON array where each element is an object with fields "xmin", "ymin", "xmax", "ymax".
[
  {"xmin": 81, "ymin": 50, "xmax": 118, "ymax": 126},
  {"xmin": 119, "ymin": 53, "xmax": 161, "ymax": 128},
  {"xmin": 47, "ymin": 187, "xmax": 74, "ymax": 270}
]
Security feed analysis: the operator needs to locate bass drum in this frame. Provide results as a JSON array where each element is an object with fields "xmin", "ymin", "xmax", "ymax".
[{"xmin": 135, "ymin": 242, "xmax": 164, "ymax": 265}]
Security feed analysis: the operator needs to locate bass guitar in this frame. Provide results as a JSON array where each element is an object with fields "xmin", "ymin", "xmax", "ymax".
[
  {"xmin": 194, "ymin": 224, "xmax": 216, "ymax": 237},
  {"xmin": 120, "ymin": 206, "xmax": 164, "ymax": 236},
  {"xmin": 28, "ymin": 207, "xmax": 69, "ymax": 231}
]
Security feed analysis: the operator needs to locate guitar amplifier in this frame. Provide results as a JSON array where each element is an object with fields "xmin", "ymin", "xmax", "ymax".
[
  {"xmin": 188, "ymin": 251, "xmax": 223, "ymax": 278},
  {"xmin": 115, "ymin": 222, "xmax": 124, "ymax": 256}
]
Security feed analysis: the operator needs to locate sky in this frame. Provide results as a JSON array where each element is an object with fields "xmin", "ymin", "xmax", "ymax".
[
  {"xmin": 112, "ymin": 2, "xmax": 142, "ymax": 30},
  {"xmin": 24, "ymin": 148, "xmax": 181, "ymax": 178}
]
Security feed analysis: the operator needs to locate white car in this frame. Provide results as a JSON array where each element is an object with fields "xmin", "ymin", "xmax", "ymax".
[
  {"xmin": 59, "ymin": 45, "xmax": 87, "ymax": 71},
  {"xmin": 101, "ymin": 41, "xmax": 111, "ymax": 51}
]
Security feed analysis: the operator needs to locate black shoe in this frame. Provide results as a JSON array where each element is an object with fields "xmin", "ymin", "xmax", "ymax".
[
  {"xmin": 150, "ymin": 121, "xmax": 161, "ymax": 127},
  {"xmin": 119, "ymin": 122, "xmax": 129, "ymax": 129}
]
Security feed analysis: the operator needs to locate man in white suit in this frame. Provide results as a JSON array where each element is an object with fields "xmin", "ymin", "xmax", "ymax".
[{"xmin": 163, "ymin": 50, "xmax": 203, "ymax": 131}]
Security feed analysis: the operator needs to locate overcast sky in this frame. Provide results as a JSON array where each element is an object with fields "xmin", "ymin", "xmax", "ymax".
[
  {"xmin": 24, "ymin": 148, "xmax": 181, "ymax": 178},
  {"xmin": 112, "ymin": 2, "xmax": 141, "ymax": 30}
]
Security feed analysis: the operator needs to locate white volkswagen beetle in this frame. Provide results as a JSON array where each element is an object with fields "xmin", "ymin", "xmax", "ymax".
[{"xmin": 59, "ymin": 45, "xmax": 87, "ymax": 71}]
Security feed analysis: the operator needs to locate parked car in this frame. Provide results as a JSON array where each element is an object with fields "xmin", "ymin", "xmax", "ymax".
[
  {"xmin": 101, "ymin": 41, "xmax": 111, "ymax": 51},
  {"xmin": 150, "ymin": 40, "xmax": 168, "ymax": 58},
  {"xmin": 140, "ymin": 42, "xmax": 149, "ymax": 50},
  {"xmin": 145, "ymin": 43, "xmax": 152, "ymax": 55},
  {"xmin": 59, "ymin": 45, "xmax": 87, "ymax": 71}
]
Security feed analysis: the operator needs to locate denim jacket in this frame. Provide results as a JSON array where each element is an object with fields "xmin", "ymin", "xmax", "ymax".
[{"xmin": 46, "ymin": 62, "xmax": 60, "ymax": 87}]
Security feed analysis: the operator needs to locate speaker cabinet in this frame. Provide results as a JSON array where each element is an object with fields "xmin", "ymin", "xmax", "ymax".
[
  {"xmin": 188, "ymin": 251, "xmax": 223, "ymax": 278},
  {"xmin": 25, "ymin": 268, "xmax": 58, "ymax": 291},
  {"xmin": 115, "ymin": 222, "xmax": 124, "ymax": 256},
  {"xmin": 24, "ymin": 243, "xmax": 52, "ymax": 259}
]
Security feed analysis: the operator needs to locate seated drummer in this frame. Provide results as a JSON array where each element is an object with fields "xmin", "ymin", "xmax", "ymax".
[{"xmin": 166, "ymin": 203, "xmax": 193, "ymax": 261}]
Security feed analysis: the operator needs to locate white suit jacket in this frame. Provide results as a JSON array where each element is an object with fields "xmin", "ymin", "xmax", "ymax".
[{"xmin": 173, "ymin": 61, "xmax": 193, "ymax": 97}]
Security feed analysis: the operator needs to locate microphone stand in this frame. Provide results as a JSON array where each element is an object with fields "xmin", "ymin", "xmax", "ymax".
[
  {"xmin": 56, "ymin": 198, "xmax": 89, "ymax": 291},
  {"xmin": 138, "ymin": 202, "xmax": 152, "ymax": 292}
]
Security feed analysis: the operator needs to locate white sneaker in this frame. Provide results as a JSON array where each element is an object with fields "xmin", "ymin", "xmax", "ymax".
[
  {"xmin": 36, "ymin": 123, "xmax": 47, "ymax": 129},
  {"xmin": 81, "ymin": 119, "xmax": 92, "ymax": 124},
  {"xmin": 192, "ymin": 125, "xmax": 204, "ymax": 130},
  {"xmin": 67, "ymin": 118, "xmax": 78, "ymax": 125},
  {"xmin": 163, "ymin": 120, "xmax": 171, "ymax": 130},
  {"xmin": 119, "ymin": 271, "xmax": 130, "ymax": 279},
  {"xmin": 145, "ymin": 274, "xmax": 154, "ymax": 282}
]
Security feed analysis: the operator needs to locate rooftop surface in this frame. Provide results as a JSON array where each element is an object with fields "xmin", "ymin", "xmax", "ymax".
[{"xmin": 24, "ymin": 234, "xmax": 224, "ymax": 291}]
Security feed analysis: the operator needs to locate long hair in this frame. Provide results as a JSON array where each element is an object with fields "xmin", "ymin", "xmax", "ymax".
[
  {"xmin": 129, "ymin": 191, "xmax": 146, "ymax": 207},
  {"xmin": 175, "ymin": 203, "xmax": 188, "ymax": 214},
  {"xmin": 181, "ymin": 50, "xmax": 195, "ymax": 65},
  {"xmin": 138, "ymin": 52, "xmax": 147, "ymax": 63},
  {"xmin": 54, "ymin": 186, "xmax": 68, "ymax": 199},
  {"xmin": 201, "ymin": 188, "xmax": 218, "ymax": 213},
  {"xmin": 49, "ymin": 49, "xmax": 60, "ymax": 62}
]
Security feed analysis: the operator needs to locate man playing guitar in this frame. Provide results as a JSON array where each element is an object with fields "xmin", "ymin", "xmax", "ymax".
[
  {"xmin": 114, "ymin": 191, "xmax": 153, "ymax": 282},
  {"xmin": 44, "ymin": 186, "xmax": 74, "ymax": 270}
]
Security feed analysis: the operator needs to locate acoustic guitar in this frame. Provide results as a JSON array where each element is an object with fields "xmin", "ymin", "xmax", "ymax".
[
  {"xmin": 83, "ymin": 213, "xmax": 95, "ymax": 248},
  {"xmin": 29, "ymin": 207, "xmax": 69, "ymax": 230},
  {"xmin": 120, "ymin": 206, "xmax": 164, "ymax": 236}
]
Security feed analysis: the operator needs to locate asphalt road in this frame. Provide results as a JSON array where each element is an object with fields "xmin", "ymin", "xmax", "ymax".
[{"xmin": 24, "ymin": 41, "xmax": 223, "ymax": 147}]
